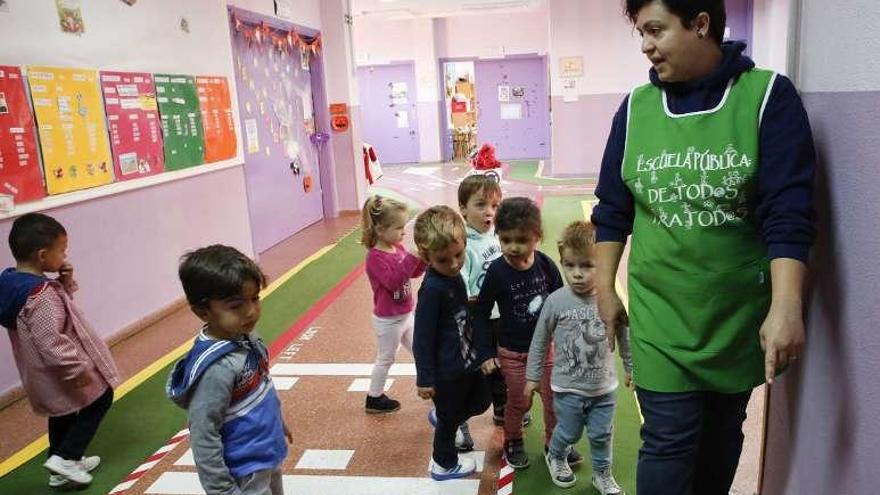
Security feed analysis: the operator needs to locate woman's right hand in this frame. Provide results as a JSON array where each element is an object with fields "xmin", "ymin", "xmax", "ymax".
[{"xmin": 597, "ymin": 287, "xmax": 627, "ymax": 352}]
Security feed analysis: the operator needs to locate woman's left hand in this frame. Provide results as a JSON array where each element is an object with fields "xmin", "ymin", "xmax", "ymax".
[{"xmin": 759, "ymin": 301, "xmax": 805, "ymax": 384}]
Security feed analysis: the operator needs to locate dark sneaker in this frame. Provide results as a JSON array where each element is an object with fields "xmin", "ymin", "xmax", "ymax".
[
  {"xmin": 493, "ymin": 406, "xmax": 505, "ymax": 426},
  {"xmin": 566, "ymin": 446, "xmax": 584, "ymax": 466},
  {"xmin": 456, "ymin": 422, "xmax": 474, "ymax": 452},
  {"xmin": 503, "ymin": 439, "xmax": 530, "ymax": 469},
  {"xmin": 365, "ymin": 394, "xmax": 400, "ymax": 414},
  {"xmin": 523, "ymin": 411, "xmax": 532, "ymax": 427},
  {"xmin": 544, "ymin": 450, "xmax": 577, "ymax": 488}
]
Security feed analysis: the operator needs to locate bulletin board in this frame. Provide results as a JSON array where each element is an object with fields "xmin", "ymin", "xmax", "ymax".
[
  {"xmin": 0, "ymin": 66, "xmax": 44, "ymax": 203},
  {"xmin": 27, "ymin": 66, "xmax": 113, "ymax": 195},
  {"xmin": 196, "ymin": 76, "xmax": 237, "ymax": 163},
  {"xmin": 154, "ymin": 74, "xmax": 205, "ymax": 171}
]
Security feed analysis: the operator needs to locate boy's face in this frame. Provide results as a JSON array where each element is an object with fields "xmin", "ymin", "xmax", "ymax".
[
  {"xmin": 377, "ymin": 210, "xmax": 408, "ymax": 247},
  {"xmin": 426, "ymin": 238, "xmax": 466, "ymax": 277},
  {"xmin": 498, "ymin": 227, "xmax": 540, "ymax": 271},
  {"xmin": 196, "ymin": 279, "xmax": 262, "ymax": 340},
  {"xmin": 560, "ymin": 246, "xmax": 596, "ymax": 295},
  {"xmin": 38, "ymin": 235, "xmax": 68, "ymax": 273},
  {"xmin": 460, "ymin": 189, "xmax": 501, "ymax": 234}
]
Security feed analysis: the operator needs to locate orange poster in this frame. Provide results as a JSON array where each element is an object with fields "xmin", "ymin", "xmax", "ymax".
[{"xmin": 196, "ymin": 76, "xmax": 236, "ymax": 162}]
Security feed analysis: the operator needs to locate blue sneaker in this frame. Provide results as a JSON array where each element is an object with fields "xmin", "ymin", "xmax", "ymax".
[
  {"xmin": 428, "ymin": 407, "xmax": 438, "ymax": 427},
  {"xmin": 430, "ymin": 457, "xmax": 476, "ymax": 481}
]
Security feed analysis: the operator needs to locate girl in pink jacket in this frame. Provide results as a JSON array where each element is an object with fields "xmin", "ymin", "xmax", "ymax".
[
  {"xmin": 0, "ymin": 213, "xmax": 120, "ymax": 489},
  {"xmin": 361, "ymin": 196, "xmax": 426, "ymax": 414}
]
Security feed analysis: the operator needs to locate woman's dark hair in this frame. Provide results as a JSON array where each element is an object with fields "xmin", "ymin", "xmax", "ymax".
[
  {"xmin": 8, "ymin": 213, "xmax": 67, "ymax": 262},
  {"xmin": 178, "ymin": 244, "xmax": 267, "ymax": 307},
  {"xmin": 624, "ymin": 0, "xmax": 727, "ymax": 44},
  {"xmin": 495, "ymin": 197, "xmax": 542, "ymax": 237}
]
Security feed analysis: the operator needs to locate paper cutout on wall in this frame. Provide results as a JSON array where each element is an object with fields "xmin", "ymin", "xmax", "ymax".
[
  {"xmin": 0, "ymin": 66, "xmax": 45, "ymax": 203},
  {"xmin": 154, "ymin": 74, "xmax": 205, "ymax": 171},
  {"xmin": 28, "ymin": 66, "xmax": 113, "ymax": 195},
  {"xmin": 99, "ymin": 71, "xmax": 164, "ymax": 181},
  {"xmin": 56, "ymin": 0, "xmax": 85, "ymax": 35},
  {"xmin": 196, "ymin": 76, "xmax": 237, "ymax": 162}
]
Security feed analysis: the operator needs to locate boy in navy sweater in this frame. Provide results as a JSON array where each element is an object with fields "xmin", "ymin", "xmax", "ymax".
[{"xmin": 413, "ymin": 206, "xmax": 491, "ymax": 481}]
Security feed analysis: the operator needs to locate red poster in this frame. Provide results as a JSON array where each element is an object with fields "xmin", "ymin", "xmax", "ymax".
[
  {"xmin": 0, "ymin": 66, "xmax": 45, "ymax": 204},
  {"xmin": 196, "ymin": 76, "xmax": 236, "ymax": 162},
  {"xmin": 99, "ymin": 71, "xmax": 164, "ymax": 181}
]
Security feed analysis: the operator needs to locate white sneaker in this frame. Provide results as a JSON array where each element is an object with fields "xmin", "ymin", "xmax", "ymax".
[
  {"xmin": 79, "ymin": 455, "xmax": 101, "ymax": 472},
  {"xmin": 430, "ymin": 457, "xmax": 477, "ymax": 481},
  {"xmin": 592, "ymin": 468, "xmax": 623, "ymax": 495},
  {"xmin": 43, "ymin": 455, "xmax": 92, "ymax": 485},
  {"xmin": 544, "ymin": 450, "xmax": 576, "ymax": 488},
  {"xmin": 48, "ymin": 474, "xmax": 69, "ymax": 488}
]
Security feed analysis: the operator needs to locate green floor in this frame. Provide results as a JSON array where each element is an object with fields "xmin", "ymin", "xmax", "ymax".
[
  {"xmin": 507, "ymin": 160, "xmax": 597, "ymax": 186},
  {"xmin": 0, "ymin": 230, "xmax": 366, "ymax": 495},
  {"xmin": 510, "ymin": 195, "xmax": 640, "ymax": 494}
]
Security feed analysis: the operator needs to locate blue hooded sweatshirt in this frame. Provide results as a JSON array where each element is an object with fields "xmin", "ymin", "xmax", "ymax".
[{"xmin": 0, "ymin": 268, "xmax": 46, "ymax": 330}]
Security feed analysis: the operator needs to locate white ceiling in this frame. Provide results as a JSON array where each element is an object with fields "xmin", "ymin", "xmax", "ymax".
[{"xmin": 350, "ymin": 0, "xmax": 546, "ymax": 19}]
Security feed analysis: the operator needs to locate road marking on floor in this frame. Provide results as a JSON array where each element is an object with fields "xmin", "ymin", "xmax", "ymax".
[
  {"xmin": 295, "ymin": 449, "xmax": 356, "ymax": 470},
  {"xmin": 271, "ymin": 376, "xmax": 300, "ymax": 390},
  {"xmin": 270, "ymin": 363, "xmax": 416, "ymax": 376},
  {"xmin": 146, "ymin": 471, "xmax": 481, "ymax": 495},
  {"xmin": 347, "ymin": 378, "xmax": 393, "ymax": 392},
  {"xmin": 0, "ymin": 242, "xmax": 342, "ymax": 477},
  {"xmin": 107, "ymin": 429, "xmax": 190, "ymax": 495}
]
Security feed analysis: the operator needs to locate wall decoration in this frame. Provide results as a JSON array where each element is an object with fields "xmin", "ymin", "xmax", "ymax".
[
  {"xmin": 511, "ymin": 86, "xmax": 525, "ymax": 98},
  {"xmin": 55, "ymin": 0, "xmax": 84, "ymax": 35},
  {"xmin": 179, "ymin": 17, "xmax": 190, "ymax": 34},
  {"xmin": 500, "ymin": 102, "xmax": 522, "ymax": 120},
  {"xmin": 0, "ymin": 0, "xmax": 10, "ymax": 13},
  {"xmin": 28, "ymin": 66, "xmax": 112, "ymax": 195},
  {"xmin": 497, "ymin": 84, "xmax": 511, "ymax": 102},
  {"xmin": 0, "ymin": 66, "xmax": 45, "ymax": 203},
  {"xmin": 329, "ymin": 103, "xmax": 349, "ymax": 132},
  {"xmin": 120, "ymin": 0, "xmax": 137, "ymax": 5},
  {"xmin": 390, "ymin": 82, "xmax": 408, "ymax": 104},
  {"xmin": 559, "ymin": 56, "xmax": 584, "ymax": 78},
  {"xmin": 154, "ymin": 74, "xmax": 205, "ymax": 171},
  {"xmin": 99, "ymin": 71, "xmax": 164, "ymax": 180},
  {"xmin": 196, "ymin": 76, "xmax": 237, "ymax": 162}
]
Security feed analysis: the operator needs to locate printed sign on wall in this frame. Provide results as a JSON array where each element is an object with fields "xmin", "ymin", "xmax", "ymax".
[
  {"xmin": 196, "ymin": 76, "xmax": 237, "ymax": 163},
  {"xmin": 154, "ymin": 74, "xmax": 204, "ymax": 171},
  {"xmin": 0, "ymin": 66, "xmax": 45, "ymax": 204},
  {"xmin": 99, "ymin": 71, "xmax": 164, "ymax": 181},
  {"xmin": 28, "ymin": 66, "xmax": 113, "ymax": 195}
]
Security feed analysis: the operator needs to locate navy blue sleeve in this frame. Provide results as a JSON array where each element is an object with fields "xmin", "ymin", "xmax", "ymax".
[
  {"xmin": 591, "ymin": 96, "xmax": 635, "ymax": 243},
  {"xmin": 541, "ymin": 252, "xmax": 564, "ymax": 292},
  {"xmin": 474, "ymin": 264, "xmax": 499, "ymax": 361},
  {"xmin": 413, "ymin": 281, "xmax": 440, "ymax": 388},
  {"xmin": 756, "ymin": 75, "xmax": 816, "ymax": 263}
]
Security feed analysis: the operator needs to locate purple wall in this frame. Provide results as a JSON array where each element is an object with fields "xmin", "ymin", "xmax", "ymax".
[
  {"xmin": 230, "ymin": 9, "xmax": 325, "ymax": 254},
  {"xmin": 725, "ymin": 0, "xmax": 754, "ymax": 53},
  {"xmin": 762, "ymin": 91, "xmax": 880, "ymax": 494},
  {"xmin": 474, "ymin": 56, "xmax": 550, "ymax": 160},
  {"xmin": 548, "ymin": 94, "xmax": 623, "ymax": 177}
]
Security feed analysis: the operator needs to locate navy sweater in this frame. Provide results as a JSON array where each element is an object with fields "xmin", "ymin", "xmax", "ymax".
[
  {"xmin": 591, "ymin": 42, "xmax": 816, "ymax": 262},
  {"xmin": 475, "ymin": 251, "xmax": 564, "ymax": 355},
  {"xmin": 413, "ymin": 268, "xmax": 480, "ymax": 388}
]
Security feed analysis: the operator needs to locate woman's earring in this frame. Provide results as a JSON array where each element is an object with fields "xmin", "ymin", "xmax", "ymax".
[{"xmin": 697, "ymin": 31, "xmax": 705, "ymax": 39}]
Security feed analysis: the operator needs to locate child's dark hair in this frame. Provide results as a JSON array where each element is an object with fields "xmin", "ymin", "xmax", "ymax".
[
  {"xmin": 624, "ymin": 0, "xmax": 726, "ymax": 44},
  {"xmin": 558, "ymin": 221, "xmax": 596, "ymax": 259},
  {"xmin": 495, "ymin": 197, "xmax": 542, "ymax": 237},
  {"xmin": 178, "ymin": 245, "xmax": 267, "ymax": 308},
  {"xmin": 457, "ymin": 174, "xmax": 501, "ymax": 208},
  {"xmin": 8, "ymin": 213, "xmax": 67, "ymax": 262}
]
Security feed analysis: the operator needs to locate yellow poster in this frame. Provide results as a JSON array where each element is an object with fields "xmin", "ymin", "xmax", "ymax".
[{"xmin": 28, "ymin": 66, "xmax": 113, "ymax": 194}]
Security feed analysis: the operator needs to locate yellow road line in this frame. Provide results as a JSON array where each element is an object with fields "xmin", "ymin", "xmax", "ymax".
[{"xmin": 0, "ymin": 242, "xmax": 337, "ymax": 477}]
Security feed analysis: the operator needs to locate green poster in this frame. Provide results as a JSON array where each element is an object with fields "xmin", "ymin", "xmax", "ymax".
[{"xmin": 154, "ymin": 74, "xmax": 205, "ymax": 170}]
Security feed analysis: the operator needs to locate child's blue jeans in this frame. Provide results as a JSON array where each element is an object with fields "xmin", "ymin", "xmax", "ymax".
[{"xmin": 548, "ymin": 390, "xmax": 616, "ymax": 471}]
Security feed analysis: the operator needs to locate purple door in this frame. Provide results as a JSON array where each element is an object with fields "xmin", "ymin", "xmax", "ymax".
[
  {"xmin": 357, "ymin": 62, "xmax": 420, "ymax": 164},
  {"xmin": 230, "ymin": 13, "xmax": 324, "ymax": 253},
  {"xmin": 474, "ymin": 57, "xmax": 550, "ymax": 160},
  {"xmin": 725, "ymin": 0, "xmax": 754, "ymax": 55}
]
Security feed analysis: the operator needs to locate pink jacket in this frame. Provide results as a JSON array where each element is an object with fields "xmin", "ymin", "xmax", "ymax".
[
  {"xmin": 366, "ymin": 245, "xmax": 426, "ymax": 317},
  {"xmin": 8, "ymin": 280, "xmax": 120, "ymax": 416}
]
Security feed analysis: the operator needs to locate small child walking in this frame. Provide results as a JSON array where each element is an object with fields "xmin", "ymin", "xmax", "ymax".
[
  {"xmin": 361, "ymin": 195, "xmax": 426, "ymax": 413},
  {"xmin": 0, "ymin": 213, "xmax": 120, "ymax": 489},
  {"xmin": 525, "ymin": 221, "xmax": 632, "ymax": 495}
]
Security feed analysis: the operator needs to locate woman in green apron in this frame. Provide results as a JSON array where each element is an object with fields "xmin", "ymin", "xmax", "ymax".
[{"xmin": 591, "ymin": 1, "xmax": 815, "ymax": 494}]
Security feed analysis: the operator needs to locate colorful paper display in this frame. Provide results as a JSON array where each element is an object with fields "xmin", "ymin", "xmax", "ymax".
[
  {"xmin": 99, "ymin": 71, "xmax": 165, "ymax": 181},
  {"xmin": 196, "ymin": 76, "xmax": 237, "ymax": 162},
  {"xmin": 28, "ymin": 66, "xmax": 113, "ymax": 195},
  {"xmin": 0, "ymin": 66, "xmax": 45, "ymax": 204},
  {"xmin": 154, "ymin": 74, "xmax": 204, "ymax": 171}
]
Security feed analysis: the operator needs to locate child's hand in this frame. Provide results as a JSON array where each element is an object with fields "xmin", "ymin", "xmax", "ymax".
[
  {"xmin": 283, "ymin": 422, "xmax": 293, "ymax": 444},
  {"xmin": 624, "ymin": 372, "xmax": 633, "ymax": 388},
  {"xmin": 58, "ymin": 262, "xmax": 78, "ymax": 294},
  {"xmin": 523, "ymin": 380, "xmax": 539, "ymax": 408},
  {"xmin": 480, "ymin": 358, "xmax": 499, "ymax": 375},
  {"xmin": 72, "ymin": 373, "xmax": 91, "ymax": 388},
  {"xmin": 417, "ymin": 386, "xmax": 435, "ymax": 400}
]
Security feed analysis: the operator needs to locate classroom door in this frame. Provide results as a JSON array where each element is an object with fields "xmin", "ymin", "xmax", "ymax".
[
  {"xmin": 474, "ymin": 57, "xmax": 550, "ymax": 160},
  {"xmin": 357, "ymin": 62, "xmax": 420, "ymax": 164},
  {"xmin": 725, "ymin": 0, "xmax": 754, "ymax": 54},
  {"xmin": 231, "ymin": 13, "xmax": 324, "ymax": 253}
]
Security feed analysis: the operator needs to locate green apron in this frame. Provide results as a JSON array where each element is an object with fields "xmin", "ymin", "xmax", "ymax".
[{"xmin": 622, "ymin": 69, "xmax": 775, "ymax": 393}]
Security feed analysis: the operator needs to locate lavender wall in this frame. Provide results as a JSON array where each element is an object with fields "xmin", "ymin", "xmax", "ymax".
[{"xmin": 548, "ymin": 94, "xmax": 623, "ymax": 177}]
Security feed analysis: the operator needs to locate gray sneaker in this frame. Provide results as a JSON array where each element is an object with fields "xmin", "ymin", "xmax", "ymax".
[
  {"xmin": 455, "ymin": 422, "xmax": 474, "ymax": 452},
  {"xmin": 503, "ymin": 439, "xmax": 530, "ymax": 469},
  {"xmin": 592, "ymin": 468, "xmax": 623, "ymax": 495},
  {"xmin": 544, "ymin": 450, "xmax": 576, "ymax": 488}
]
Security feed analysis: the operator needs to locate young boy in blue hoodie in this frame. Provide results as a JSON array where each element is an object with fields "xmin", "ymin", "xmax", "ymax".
[{"xmin": 167, "ymin": 245, "xmax": 291, "ymax": 495}]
